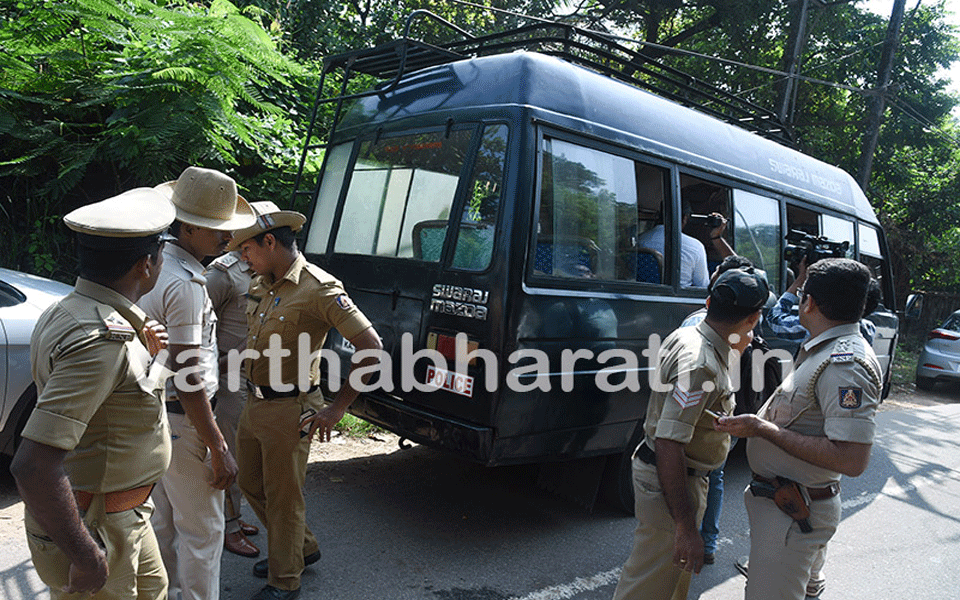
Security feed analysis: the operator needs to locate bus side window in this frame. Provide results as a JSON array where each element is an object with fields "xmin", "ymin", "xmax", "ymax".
[
  {"xmin": 536, "ymin": 138, "xmax": 668, "ymax": 283},
  {"xmin": 674, "ymin": 174, "xmax": 732, "ymax": 287},
  {"xmin": 785, "ymin": 204, "xmax": 819, "ymax": 286},
  {"xmin": 821, "ymin": 214, "xmax": 855, "ymax": 259},
  {"xmin": 450, "ymin": 124, "xmax": 508, "ymax": 271},
  {"xmin": 731, "ymin": 189, "xmax": 781, "ymax": 292},
  {"xmin": 621, "ymin": 163, "xmax": 668, "ymax": 284},
  {"xmin": 858, "ymin": 223, "xmax": 889, "ymax": 309}
]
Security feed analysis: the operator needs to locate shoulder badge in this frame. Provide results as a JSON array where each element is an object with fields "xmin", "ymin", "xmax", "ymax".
[
  {"xmin": 839, "ymin": 387, "xmax": 863, "ymax": 409},
  {"xmin": 99, "ymin": 309, "xmax": 136, "ymax": 342},
  {"xmin": 335, "ymin": 294, "xmax": 353, "ymax": 310}
]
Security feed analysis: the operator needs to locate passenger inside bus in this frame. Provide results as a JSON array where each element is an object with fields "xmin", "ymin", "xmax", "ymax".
[{"xmin": 636, "ymin": 198, "xmax": 732, "ymax": 288}]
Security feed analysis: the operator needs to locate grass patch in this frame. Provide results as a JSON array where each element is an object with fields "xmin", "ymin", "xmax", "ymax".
[
  {"xmin": 334, "ymin": 413, "xmax": 386, "ymax": 438},
  {"xmin": 891, "ymin": 342, "xmax": 919, "ymax": 385}
]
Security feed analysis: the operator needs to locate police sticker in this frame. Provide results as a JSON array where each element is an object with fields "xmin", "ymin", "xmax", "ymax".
[
  {"xmin": 839, "ymin": 387, "xmax": 863, "ymax": 409},
  {"xmin": 335, "ymin": 294, "xmax": 353, "ymax": 310}
]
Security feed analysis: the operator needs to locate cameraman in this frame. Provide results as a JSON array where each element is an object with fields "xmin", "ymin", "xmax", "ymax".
[
  {"xmin": 764, "ymin": 257, "xmax": 811, "ymax": 342},
  {"xmin": 766, "ymin": 256, "xmax": 879, "ymax": 346}
]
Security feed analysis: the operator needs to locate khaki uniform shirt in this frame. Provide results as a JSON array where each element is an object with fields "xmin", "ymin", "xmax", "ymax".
[
  {"xmin": 206, "ymin": 251, "xmax": 251, "ymax": 391},
  {"xmin": 23, "ymin": 278, "xmax": 171, "ymax": 493},
  {"xmin": 137, "ymin": 243, "xmax": 219, "ymax": 399},
  {"xmin": 246, "ymin": 253, "xmax": 371, "ymax": 387},
  {"xmin": 643, "ymin": 321, "xmax": 736, "ymax": 471},
  {"xmin": 747, "ymin": 322, "xmax": 882, "ymax": 488}
]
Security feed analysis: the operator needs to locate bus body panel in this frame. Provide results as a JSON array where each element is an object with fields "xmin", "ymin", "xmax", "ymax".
[{"xmin": 304, "ymin": 51, "xmax": 897, "ymax": 470}]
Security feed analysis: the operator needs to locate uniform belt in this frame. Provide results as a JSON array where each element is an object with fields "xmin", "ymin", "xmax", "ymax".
[
  {"xmin": 249, "ymin": 382, "xmax": 320, "ymax": 400},
  {"xmin": 74, "ymin": 484, "xmax": 154, "ymax": 514},
  {"xmin": 634, "ymin": 442, "xmax": 710, "ymax": 478},
  {"xmin": 166, "ymin": 399, "xmax": 216, "ymax": 414},
  {"xmin": 751, "ymin": 474, "xmax": 840, "ymax": 501}
]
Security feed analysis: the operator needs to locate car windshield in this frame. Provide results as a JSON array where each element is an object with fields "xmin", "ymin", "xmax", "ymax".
[
  {"xmin": 941, "ymin": 313, "xmax": 960, "ymax": 332},
  {"xmin": 0, "ymin": 279, "xmax": 26, "ymax": 308}
]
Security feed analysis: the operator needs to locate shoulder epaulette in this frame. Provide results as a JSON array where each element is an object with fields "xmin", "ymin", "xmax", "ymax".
[
  {"xmin": 829, "ymin": 338, "xmax": 854, "ymax": 363},
  {"xmin": 303, "ymin": 262, "xmax": 338, "ymax": 286},
  {"xmin": 96, "ymin": 305, "xmax": 136, "ymax": 342},
  {"xmin": 211, "ymin": 253, "xmax": 240, "ymax": 271}
]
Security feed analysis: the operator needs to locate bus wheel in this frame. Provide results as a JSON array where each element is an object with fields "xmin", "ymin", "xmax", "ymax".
[{"xmin": 600, "ymin": 426, "xmax": 642, "ymax": 515}]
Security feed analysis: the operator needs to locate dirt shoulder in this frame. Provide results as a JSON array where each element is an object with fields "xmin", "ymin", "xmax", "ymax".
[{"xmin": 0, "ymin": 430, "xmax": 405, "ymax": 543}]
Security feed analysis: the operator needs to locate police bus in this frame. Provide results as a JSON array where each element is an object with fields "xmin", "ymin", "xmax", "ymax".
[{"xmin": 292, "ymin": 14, "xmax": 898, "ymax": 510}]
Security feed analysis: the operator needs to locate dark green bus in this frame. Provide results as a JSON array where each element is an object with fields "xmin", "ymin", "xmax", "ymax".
[{"xmin": 294, "ymin": 17, "xmax": 898, "ymax": 510}]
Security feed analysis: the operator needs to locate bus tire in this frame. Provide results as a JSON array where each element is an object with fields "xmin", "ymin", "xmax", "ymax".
[{"xmin": 600, "ymin": 424, "xmax": 642, "ymax": 515}]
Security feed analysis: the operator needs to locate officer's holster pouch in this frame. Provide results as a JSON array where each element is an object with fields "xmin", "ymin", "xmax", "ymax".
[{"xmin": 749, "ymin": 475, "xmax": 813, "ymax": 533}]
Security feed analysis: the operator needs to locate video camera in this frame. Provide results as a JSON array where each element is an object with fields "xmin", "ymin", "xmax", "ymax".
[
  {"xmin": 690, "ymin": 213, "xmax": 724, "ymax": 228},
  {"xmin": 784, "ymin": 229, "xmax": 849, "ymax": 265}
]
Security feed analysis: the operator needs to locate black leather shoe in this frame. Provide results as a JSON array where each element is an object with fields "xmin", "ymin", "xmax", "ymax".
[
  {"xmin": 250, "ymin": 585, "xmax": 300, "ymax": 600},
  {"xmin": 253, "ymin": 550, "xmax": 322, "ymax": 579}
]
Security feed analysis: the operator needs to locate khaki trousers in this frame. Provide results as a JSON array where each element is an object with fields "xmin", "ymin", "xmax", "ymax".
[
  {"xmin": 237, "ymin": 392, "xmax": 320, "ymax": 591},
  {"xmin": 613, "ymin": 458, "xmax": 709, "ymax": 600},
  {"xmin": 743, "ymin": 485, "xmax": 840, "ymax": 600},
  {"xmin": 26, "ymin": 496, "xmax": 167, "ymax": 600}
]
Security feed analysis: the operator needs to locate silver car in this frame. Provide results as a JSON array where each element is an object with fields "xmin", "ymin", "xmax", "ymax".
[
  {"xmin": 915, "ymin": 309, "xmax": 960, "ymax": 391},
  {"xmin": 0, "ymin": 267, "xmax": 73, "ymax": 456}
]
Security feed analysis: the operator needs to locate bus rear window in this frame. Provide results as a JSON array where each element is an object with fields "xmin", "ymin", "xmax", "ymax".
[{"xmin": 333, "ymin": 129, "xmax": 474, "ymax": 259}]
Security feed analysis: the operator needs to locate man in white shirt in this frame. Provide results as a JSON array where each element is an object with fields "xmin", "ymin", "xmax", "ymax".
[
  {"xmin": 637, "ymin": 201, "xmax": 732, "ymax": 287},
  {"xmin": 138, "ymin": 166, "xmax": 255, "ymax": 600}
]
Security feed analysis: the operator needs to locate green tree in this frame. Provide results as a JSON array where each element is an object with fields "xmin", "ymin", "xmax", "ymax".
[{"xmin": 0, "ymin": 0, "xmax": 313, "ymax": 278}]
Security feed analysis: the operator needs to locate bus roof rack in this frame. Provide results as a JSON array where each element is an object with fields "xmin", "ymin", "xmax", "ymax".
[{"xmin": 291, "ymin": 10, "xmax": 794, "ymax": 207}]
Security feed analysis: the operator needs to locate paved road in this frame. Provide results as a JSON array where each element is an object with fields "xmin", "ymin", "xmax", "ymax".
[{"xmin": 1, "ymin": 394, "xmax": 959, "ymax": 599}]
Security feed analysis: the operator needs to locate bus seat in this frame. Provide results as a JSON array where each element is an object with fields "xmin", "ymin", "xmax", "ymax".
[
  {"xmin": 535, "ymin": 236, "xmax": 597, "ymax": 276},
  {"xmin": 636, "ymin": 249, "xmax": 663, "ymax": 283},
  {"xmin": 535, "ymin": 241, "xmax": 554, "ymax": 274}
]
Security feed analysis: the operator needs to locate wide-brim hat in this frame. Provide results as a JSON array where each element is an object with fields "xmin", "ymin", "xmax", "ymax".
[
  {"xmin": 155, "ymin": 166, "xmax": 257, "ymax": 231},
  {"xmin": 225, "ymin": 201, "xmax": 306, "ymax": 252}
]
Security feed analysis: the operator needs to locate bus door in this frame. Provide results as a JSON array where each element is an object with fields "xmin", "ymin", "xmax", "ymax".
[
  {"xmin": 506, "ymin": 133, "xmax": 686, "ymax": 462},
  {"xmin": 305, "ymin": 122, "xmax": 510, "ymax": 439}
]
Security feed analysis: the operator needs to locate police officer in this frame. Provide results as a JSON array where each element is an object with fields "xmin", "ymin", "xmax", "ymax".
[
  {"xmin": 716, "ymin": 258, "xmax": 881, "ymax": 600},
  {"xmin": 612, "ymin": 267, "xmax": 770, "ymax": 600},
  {"xmin": 11, "ymin": 188, "xmax": 175, "ymax": 599},
  {"xmin": 206, "ymin": 247, "xmax": 261, "ymax": 557},
  {"xmin": 138, "ymin": 166, "xmax": 255, "ymax": 600},
  {"xmin": 229, "ymin": 201, "xmax": 383, "ymax": 600}
]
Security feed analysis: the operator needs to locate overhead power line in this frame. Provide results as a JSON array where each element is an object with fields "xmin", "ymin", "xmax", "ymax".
[{"xmin": 445, "ymin": 0, "xmax": 881, "ymax": 97}]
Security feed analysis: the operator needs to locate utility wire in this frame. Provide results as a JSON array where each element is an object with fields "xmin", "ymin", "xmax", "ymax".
[
  {"xmin": 446, "ymin": 0, "xmax": 882, "ymax": 96},
  {"xmin": 445, "ymin": 0, "xmax": 960, "ymax": 147}
]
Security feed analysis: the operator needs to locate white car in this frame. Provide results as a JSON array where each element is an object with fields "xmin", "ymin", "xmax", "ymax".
[
  {"xmin": 0, "ymin": 268, "xmax": 73, "ymax": 456},
  {"xmin": 915, "ymin": 309, "xmax": 960, "ymax": 391}
]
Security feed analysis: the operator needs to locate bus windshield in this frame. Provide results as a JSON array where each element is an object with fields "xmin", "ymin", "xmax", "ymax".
[{"xmin": 316, "ymin": 124, "xmax": 508, "ymax": 272}]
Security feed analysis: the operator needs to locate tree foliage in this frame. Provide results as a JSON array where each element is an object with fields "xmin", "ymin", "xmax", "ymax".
[
  {"xmin": 0, "ymin": 0, "xmax": 313, "ymax": 277},
  {"xmin": 1, "ymin": 0, "xmax": 959, "ymax": 299}
]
